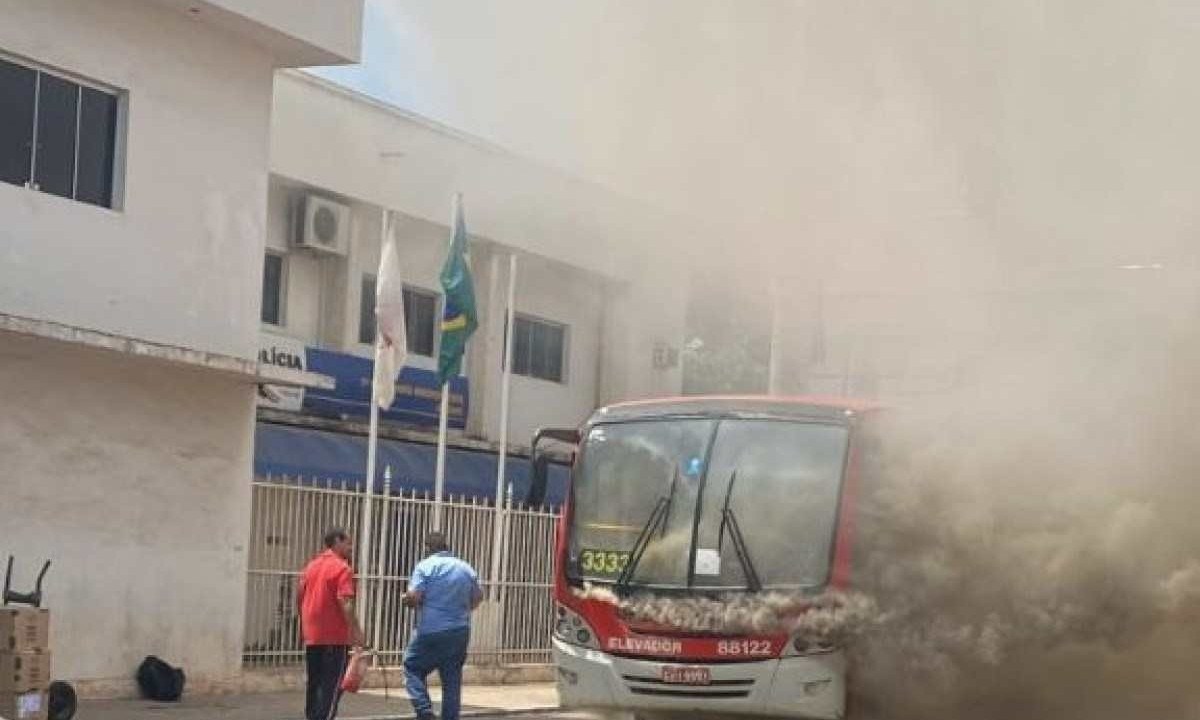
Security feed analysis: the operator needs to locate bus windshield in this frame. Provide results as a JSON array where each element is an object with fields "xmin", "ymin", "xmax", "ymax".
[{"xmin": 568, "ymin": 417, "xmax": 850, "ymax": 591}]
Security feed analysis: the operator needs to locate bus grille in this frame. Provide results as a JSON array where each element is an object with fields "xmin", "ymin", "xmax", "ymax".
[{"xmin": 622, "ymin": 674, "xmax": 754, "ymax": 699}]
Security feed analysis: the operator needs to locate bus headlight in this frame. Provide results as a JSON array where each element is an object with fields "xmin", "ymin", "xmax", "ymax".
[
  {"xmin": 554, "ymin": 604, "xmax": 599, "ymax": 649},
  {"xmin": 784, "ymin": 635, "xmax": 837, "ymax": 656}
]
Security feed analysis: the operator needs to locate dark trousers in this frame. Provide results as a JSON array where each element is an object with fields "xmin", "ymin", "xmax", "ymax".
[
  {"xmin": 305, "ymin": 645, "xmax": 349, "ymax": 720},
  {"xmin": 404, "ymin": 627, "xmax": 471, "ymax": 720}
]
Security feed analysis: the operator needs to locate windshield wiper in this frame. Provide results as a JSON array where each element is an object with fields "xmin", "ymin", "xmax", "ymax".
[
  {"xmin": 716, "ymin": 471, "xmax": 762, "ymax": 592},
  {"xmin": 716, "ymin": 470, "xmax": 738, "ymax": 551},
  {"xmin": 615, "ymin": 463, "xmax": 682, "ymax": 590},
  {"xmin": 659, "ymin": 463, "xmax": 682, "ymax": 538},
  {"xmin": 722, "ymin": 507, "xmax": 763, "ymax": 592},
  {"xmin": 615, "ymin": 496, "xmax": 669, "ymax": 592}
]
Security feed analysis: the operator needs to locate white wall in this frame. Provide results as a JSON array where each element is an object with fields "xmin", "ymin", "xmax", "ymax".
[
  {"xmin": 199, "ymin": 0, "xmax": 363, "ymax": 65},
  {"xmin": 597, "ymin": 274, "xmax": 687, "ymax": 405},
  {"xmin": 270, "ymin": 71, "xmax": 681, "ymax": 284},
  {"xmin": 268, "ymin": 75, "xmax": 690, "ymax": 434},
  {"xmin": 475, "ymin": 250, "xmax": 606, "ymax": 443},
  {"xmin": 346, "ymin": 208, "xmax": 447, "ymax": 372},
  {"xmin": 0, "ymin": 334, "xmax": 255, "ymax": 687},
  {"xmin": 264, "ymin": 180, "xmax": 322, "ymax": 345},
  {"xmin": 0, "ymin": 0, "xmax": 357, "ymax": 692},
  {"xmin": 0, "ymin": 0, "xmax": 275, "ymax": 360},
  {"xmin": 264, "ymin": 180, "xmax": 446, "ymax": 369},
  {"xmin": 265, "ymin": 176, "xmax": 612, "ymax": 441}
]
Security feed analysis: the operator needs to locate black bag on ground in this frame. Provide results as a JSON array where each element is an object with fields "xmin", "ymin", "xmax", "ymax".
[{"xmin": 136, "ymin": 656, "xmax": 186, "ymax": 701}]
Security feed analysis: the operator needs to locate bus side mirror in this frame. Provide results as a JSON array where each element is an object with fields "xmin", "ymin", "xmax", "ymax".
[
  {"xmin": 527, "ymin": 427, "xmax": 580, "ymax": 507},
  {"xmin": 536, "ymin": 428, "xmax": 582, "ymax": 446},
  {"xmin": 528, "ymin": 454, "xmax": 552, "ymax": 508}
]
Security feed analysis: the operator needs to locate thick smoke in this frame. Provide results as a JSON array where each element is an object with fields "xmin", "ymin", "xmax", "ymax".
[
  {"xmin": 840, "ymin": 310, "xmax": 1200, "ymax": 720},
  {"xmin": 577, "ymin": 584, "xmax": 879, "ymax": 649},
  {"xmin": 580, "ymin": 283, "xmax": 1200, "ymax": 719},
  {"xmin": 375, "ymin": 3, "xmax": 1200, "ymax": 716}
]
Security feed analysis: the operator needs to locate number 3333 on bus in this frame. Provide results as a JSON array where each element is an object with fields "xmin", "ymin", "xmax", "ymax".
[{"xmin": 579, "ymin": 549, "xmax": 630, "ymax": 576}]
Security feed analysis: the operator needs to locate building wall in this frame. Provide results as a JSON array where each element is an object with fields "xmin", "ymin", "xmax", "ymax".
[
  {"xmin": 597, "ymin": 270, "xmax": 688, "ymax": 406},
  {"xmin": 200, "ymin": 0, "xmax": 364, "ymax": 64},
  {"xmin": 0, "ymin": 0, "xmax": 275, "ymax": 360},
  {"xmin": 268, "ymin": 74, "xmax": 689, "ymax": 442},
  {"xmin": 0, "ymin": 0, "xmax": 363, "ymax": 693},
  {"xmin": 263, "ymin": 176, "xmax": 611, "ymax": 442},
  {"xmin": 473, "ymin": 248, "xmax": 607, "ymax": 444},
  {"xmin": 270, "ymin": 70, "xmax": 679, "ymax": 287},
  {"xmin": 264, "ymin": 180, "xmax": 444, "ymax": 369},
  {"xmin": 344, "ymin": 208, "xmax": 447, "ymax": 372},
  {"xmin": 0, "ymin": 334, "xmax": 255, "ymax": 688}
]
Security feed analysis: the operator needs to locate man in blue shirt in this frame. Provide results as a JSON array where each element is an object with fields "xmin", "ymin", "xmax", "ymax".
[{"xmin": 402, "ymin": 531, "xmax": 483, "ymax": 720}]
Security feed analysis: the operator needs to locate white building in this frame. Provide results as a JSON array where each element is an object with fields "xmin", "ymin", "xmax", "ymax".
[
  {"xmin": 255, "ymin": 71, "xmax": 687, "ymax": 501},
  {"xmin": 0, "ymin": 0, "xmax": 363, "ymax": 695},
  {"xmin": 0, "ymin": 0, "xmax": 689, "ymax": 694}
]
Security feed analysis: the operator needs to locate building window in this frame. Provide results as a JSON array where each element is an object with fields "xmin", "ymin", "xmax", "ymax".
[
  {"xmin": 261, "ymin": 252, "xmax": 285, "ymax": 326},
  {"xmin": 510, "ymin": 315, "xmax": 567, "ymax": 383},
  {"xmin": 403, "ymin": 287, "xmax": 439, "ymax": 357},
  {"xmin": 359, "ymin": 276, "xmax": 376, "ymax": 345},
  {"xmin": 0, "ymin": 55, "xmax": 120, "ymax": 208},
  {"xmin": 359, "ymin": 275, "xmax": 440, "ymax": 357}
]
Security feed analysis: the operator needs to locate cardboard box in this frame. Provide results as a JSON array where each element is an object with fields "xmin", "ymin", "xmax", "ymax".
[
  {"xmin": 0, "ymin": 690, "xmax": 48, "ymax": 720},
  {"xmin": 0, "ymin": 652, "xmax": 51, "ymax": 694},
  {"xmin": 0, "ymin": 610, "xmax": 49, "ymax": 654}
]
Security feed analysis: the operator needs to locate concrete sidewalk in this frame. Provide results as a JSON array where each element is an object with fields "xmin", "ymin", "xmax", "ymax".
[{"xmin": 78, "ymin": 682, "xmax": 560, "ymax": 720}]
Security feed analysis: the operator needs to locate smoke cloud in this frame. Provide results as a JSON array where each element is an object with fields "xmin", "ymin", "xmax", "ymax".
[
  {"xmin": 838, "ymin": 300, "xmax": 1200, "ymax": 719},
  {"xmin": 584, "ymin": 287, "xmax": 1200, "ymax": 717},
  {"xmin": 358, "ymin": 3, "xmax": 1200, "ymax": 716},
  {"xmin": 577, "ymin": 584, "xmax": 879, "ymax": 649}
]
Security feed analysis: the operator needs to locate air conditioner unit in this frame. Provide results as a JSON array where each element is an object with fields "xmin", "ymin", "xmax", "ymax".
[{"xmin": 294, "ymin": 194, "xmax": 349, "ymax": 256}]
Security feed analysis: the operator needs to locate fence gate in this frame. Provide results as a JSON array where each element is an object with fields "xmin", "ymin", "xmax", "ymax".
[{"xmin": 243, "ymin": 475, "xmax": 560, "ymax": 669}]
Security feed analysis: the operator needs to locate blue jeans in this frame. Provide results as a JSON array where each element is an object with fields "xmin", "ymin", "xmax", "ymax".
[{"xmin": 404, "ymin": 626, "xmax": 471, "ymax": 720}]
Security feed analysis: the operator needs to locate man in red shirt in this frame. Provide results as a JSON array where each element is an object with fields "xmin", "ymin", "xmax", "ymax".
[{"xmin": 298, "ymin": 528, "xmax": 365, "ymax": 720}]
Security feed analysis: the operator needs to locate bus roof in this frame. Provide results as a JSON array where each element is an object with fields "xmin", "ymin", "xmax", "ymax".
[{"xmin": 589, "ymin": 395, "xmax": 879, "ymax": 425}]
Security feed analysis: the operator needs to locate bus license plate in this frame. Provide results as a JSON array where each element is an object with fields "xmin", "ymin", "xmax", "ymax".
[{"xmin": 661, "ymin": 666, "xmax": 711, "ymax": 685}]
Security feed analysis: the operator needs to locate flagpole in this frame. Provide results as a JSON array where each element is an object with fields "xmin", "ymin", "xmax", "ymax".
[
  {"xmin": 371, "ymin": 465, "xmax": 393, "ymax": 661},
  {"xmin": 358, "ymin": 207, "xmax": 393, "ymax": 636},
  {"xmin": 433, "ymin": 383, "xmax": 449, "ymax": 530},
  {"xmin": 359, "ymin": 368, "xmax": 379, "ymax": 636},
  {"xmin": 434, "ymin": 191, "xmax": 471, "ymax": 532},
  {"xmin": 490, "ymin": 254, "xmax": 518, "ymax": 598}
]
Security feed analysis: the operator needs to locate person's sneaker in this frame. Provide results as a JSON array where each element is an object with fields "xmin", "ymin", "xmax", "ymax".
[{"xmin": 416, "ymin": 713, "xmax": 437, "ymax": 720}]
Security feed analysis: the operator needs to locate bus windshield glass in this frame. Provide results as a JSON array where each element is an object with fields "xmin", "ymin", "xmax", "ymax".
[{"xmin": 568, "ymin": 417, "xmax": 850, "ymax": 590}]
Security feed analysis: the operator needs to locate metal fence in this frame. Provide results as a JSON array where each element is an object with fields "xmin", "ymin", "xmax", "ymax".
[{"xmin": 243, "ymin": 474, "xmax": 560, "ymax": 668}]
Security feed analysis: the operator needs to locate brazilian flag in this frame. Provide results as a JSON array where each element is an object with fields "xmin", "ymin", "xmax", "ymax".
[{"xmin": 438, "ymin": 194, "xmax": 478, "ymax": 385}]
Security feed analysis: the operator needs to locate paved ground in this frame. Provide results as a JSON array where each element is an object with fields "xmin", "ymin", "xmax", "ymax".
[{"xmin": 78, "ymin": 682, "xmax": 566, "ymax": 720}]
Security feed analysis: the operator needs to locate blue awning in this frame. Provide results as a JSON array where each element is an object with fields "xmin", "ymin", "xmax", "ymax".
[{"xmin": 253, "ymin": 421, "xmax": 568, "ymax": 507}]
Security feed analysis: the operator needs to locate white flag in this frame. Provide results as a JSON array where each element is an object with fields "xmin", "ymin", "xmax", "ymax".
[{"xmin": 372, "ymin": 214, "xmax": 407, "ymax": 409}]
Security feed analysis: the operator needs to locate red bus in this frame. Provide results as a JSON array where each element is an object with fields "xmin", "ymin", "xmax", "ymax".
[{"xmin": 527, "ymin": 396, "xmax": 880, "ymax": 720}]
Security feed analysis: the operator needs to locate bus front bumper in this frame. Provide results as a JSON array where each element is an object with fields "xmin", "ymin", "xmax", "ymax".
[{"xmin": 552, "ymin": 637, "xmax": 846, "ymax": 720}]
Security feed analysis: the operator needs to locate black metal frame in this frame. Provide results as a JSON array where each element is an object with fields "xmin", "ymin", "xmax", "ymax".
[{"xmin": 3, "ymin": 555, "xmax": 50, "ymax": 608}]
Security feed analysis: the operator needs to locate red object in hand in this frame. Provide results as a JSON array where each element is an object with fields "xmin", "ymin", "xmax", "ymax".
[{"xmin": 340, "ymin": 649, "xmax": 370, "ymax": 693}]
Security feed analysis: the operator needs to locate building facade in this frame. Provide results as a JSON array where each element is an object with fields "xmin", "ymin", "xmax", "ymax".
[
  {"xmin": 0, "ymin": 2, "xmax": 688, "ymax": 692},
  {"xmin": 0, "ymin": 0, "xmax": 363, "ymax": 693},
  {"xmin": 256, "ymin": 71, "xmax": 688, "ymax": 500}
]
